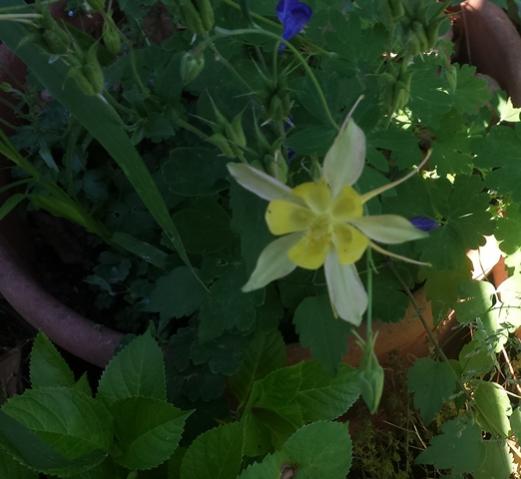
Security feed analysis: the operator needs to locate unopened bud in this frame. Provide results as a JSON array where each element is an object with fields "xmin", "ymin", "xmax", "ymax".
[{"xmin": 180, "ymin": 51, "xmax": 205, "ymax": 85}]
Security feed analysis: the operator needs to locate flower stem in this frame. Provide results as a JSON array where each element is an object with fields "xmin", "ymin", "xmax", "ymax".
[{"xmin": 366, "ymin": 249, "xmax": 374, "ymax": 337}]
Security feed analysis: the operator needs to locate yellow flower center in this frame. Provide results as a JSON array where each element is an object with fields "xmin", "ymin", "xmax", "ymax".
[{"xmin": 265, "ymin": 181, "xmax": 370, "ymax": 269}]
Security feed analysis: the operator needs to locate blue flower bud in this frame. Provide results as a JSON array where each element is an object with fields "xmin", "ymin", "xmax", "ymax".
[
  {"xmin": 276, "ymin": 0, "xmax": 312, "ymax": 46},
  {"xmin": 410, "ymin": 216, "xmax": 439, "ymax": 232}
]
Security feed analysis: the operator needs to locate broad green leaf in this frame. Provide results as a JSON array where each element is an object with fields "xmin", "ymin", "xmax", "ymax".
[
  {"xmin": 511, "ymin": 408, "xmax": 521, "ymax": 440},
  {"xmin": 111, "ymin": 397, "xmax": 190, "ymax": 471},
  {"xmin": 416, "ymin": 417, "xmax": 484, "ymax": 474},
  {"xmin": 179, "ymin": 422, "xmax": 243, "ymax": 479},
  {"xmin": 97, "ymin": 333, "xmax": 166, "ymax": 405},
  {"xmin": 454, "ymin": 280, "xmax": 495, "ymax": 325},
  {"xmin": 293, "ymin": 296, "xmax": 351, "ymax": 374},
  {"xmin": 0, "ymin": 193, "xmax": 25, "ymax": 221},
  {"xmin": 473, "ymin": 380, "xmax": 512, "ymax": 437},
  {"xmin": 239, "ymin": 421, "xmax": 352, "ymax": 479},
  {"xmin": 1, "ymin": 387, "xmax": 112, "ymax": 475},
  {"xmin": 286, "ymin": 126, "xmax": 336, "ymax": 156},
  {"xmin": 30, "ymin": 333, "xmax": 75, "ymax": 389},
  {"xmin": 146, "ymin": 266, "xmax": 205, "ymax": 322},
  {"xmin": 69, "ymin": 459, "xmax": 126, "ymax": 479},
  {"xmin": 458, "ymin": 339, "xmax": 495, "ymax": 377},
  {"xmin": 162, "ymin": 147, "xmax": 227, "ymax": 197},
  {"xmin": 0, "ymin": 448, "xmax": 37, "ymax": 479},
  {"xmin": 74, "ymin": 374, "xmax": 93, "ymax": 397},
  {"xmin": 407, "ymin": 357, "xmax": 458, "ymax": 423},
  {"xmin": 0, "ymin": 410, "xmax": 104, "ymax": 477},
  {"xmin": 229, "ymin": 330, "xmax": 286, "ymax": 403},
  {"xmin": 0, "ymin": 23, "xmax": 191, "ymax": 269},
  {"xmin": 474, "ymin": 440, "xmax": 515, "ymax": 479}
]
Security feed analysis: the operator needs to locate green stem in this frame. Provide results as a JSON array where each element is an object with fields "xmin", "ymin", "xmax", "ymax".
[
  {"xmin": 204, "ymin": 28, "xmax": 339, "ymax": 130},
  {"xmin": 366, "ymin": 249, "xmax": 374, "ymax": 337}
]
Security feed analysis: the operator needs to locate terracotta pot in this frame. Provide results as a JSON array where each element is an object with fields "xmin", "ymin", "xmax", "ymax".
[{"xmin": 456, "ymin": 0, "xmax": 521, "ymax": 106}]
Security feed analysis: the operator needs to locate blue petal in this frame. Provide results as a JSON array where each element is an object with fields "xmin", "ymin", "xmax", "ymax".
[
  {"xmin": 276, "ymin": 0, "xmax": 312, "ymax": 42},
  {"xmin": 410, "ymin": 216, "xmax": 439, "ymax": 232}
]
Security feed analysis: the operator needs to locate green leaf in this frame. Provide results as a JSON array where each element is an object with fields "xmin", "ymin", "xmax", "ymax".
[
  {"xmin": 0, "ymin": 448, "xmax": 37, "ymax": 479},
  {"xmin": 0, "ymin": 23, "xmax": 192, "ymax": 270},
  {"xmin": 1, "ymin": 387, "xmax": 112, "ymax": 474},
  {"xmin": 239, "ymin": 421, "xmax": 352, "ymax": 479},
  {"xmin": 407, "ymin": 357, "xmax": 458, "ymax": 422},
  {"xmin": 473, "ymin": 380, "xmax": 512, "ymax": 437},
  {"xmin": 0, "ymin": 410, "xmax": 104, "ymax": 477},
  {"xmin": 511, "ymin": 407, "xmax": 521, "ymax": 440},
  {"xmin": 97, "ymin": 333, "xmax": 166, "ymax": 406},
  {"xmin": 293, "ymin": 296, "xmax": 351, "ymax": 374},
  {"xmin": 458, "ymin": 339, "xmax": 495, "ymax": 377},
  {"xmin": 416, "ymin": 416, "xmax": 484, "ymax": 474},
  {"xmin": 229, "ymin": 329, "xmax": 286, "ymax": 404},
  {"xmin": 473, "ymin": 440, "xmax": 515, "ymax": 479},
  {"xmin": 242, "ymin": 362, "xmax": 359, "ymax": 452},
  {"xmin": 286, "ymin": 126, "xmax": 336, "ymax": 156},
  {"xmin": 68, "ymin": 459, "xmax": 126, "ymax": 479},
  {"xmin": 454, "ymin": 280, "xmax": 495, "ymax": 325},
  {"xmin": 0, "ymin": 193, "xmax": 25, "ymax": 221},
  {"xmin": 198, "ymin": 266, "xmax": 256, "ymax": 342},
  {"xmin": 29, "ymin": 333, "xmax": 75, "ymax": 389},
  {"xmin": 173, "ymin": 199, "xmax": 234, "ymax": 255},
  {"xmin": 146, "ymin": 266, "xmax": 205, "ymax": 322},
  {"xmin": 111, "ymin": 397, "xmax": 190, "ymax": 471},
  {"xmin": 180, "ymin": 422, "xmax": 243, "ymax": 479},
  {"xmin": 162, "ymin": 147, "xmax": 227, "ymax": 197}
]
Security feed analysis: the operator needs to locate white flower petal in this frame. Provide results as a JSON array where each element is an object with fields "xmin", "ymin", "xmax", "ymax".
[
  {"xmin": 325, "ymin": 252, "xmax": 368, "ymax": 325},
  {"xmin": 242, "ymin": 234, "xmax": 301, "ymax": 292},
  {"xmin": 350, "ymin": 215, "xmax": 428, "ymax": 244},
  {"xmin": 227, "ymin": 163, "xmax": 292, "ymax": 201},
  {"xmin": 323, "ymin": 116, "xmax": 366, "ymax": 196}
]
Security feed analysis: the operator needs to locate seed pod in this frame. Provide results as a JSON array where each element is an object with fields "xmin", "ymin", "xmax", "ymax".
[
  {"xmin": 42, "ymin": 29, "xmax": 69, "ymax": 54},
  {"xmin": 208, "ymin": 133, "xmax": 236, "ymax": 158},
  {"xmin": 225, "ymin": 111, "xmax": 246, "ymax": 148},
  {"xmin": 268, "ymin": 150, "xmax": 288, "ymax": 184},
  {"xmin": 194, "ymin": 0, "xmax": 214, "ymax": 31},
  {"xmin": 180, "ymin": 51, "xmax": 205, "ymax": 85},
  {"xmin": 388, "ymin": 0, "xmax": 404, "ymax": 19},
  {"xmin": 102, "ymin": 15, "xmax": 121, "ymax": 55},
  {"xmin": 426, "ymin": 17, "xmax": 443, "ymax": 47},
  {"xmin": 405, "ymin": 34, "xmax": 420, "ymax": 57},
  {"xmin": 70, "ymin": 69, "xmax": 97, "ymax": 96},
  {"xmin": 412, "ymin": 21, "xmax": 429, "ymax": 52},
  {"xmin": 178, "ymin": 0, "xmax": 206, "ymax": 35},
  {"xmin": 82, "ymin": 44, "xmax": 104, "ymax": 94},
  {"xmin": 357, "ymin": 337, "xmax": 384, "ymax": 414}
]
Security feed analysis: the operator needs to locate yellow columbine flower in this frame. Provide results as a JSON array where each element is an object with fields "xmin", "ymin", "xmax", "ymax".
[{"xmin": 227, "ymin": 112, "xmax": 430, "ymax": 325}]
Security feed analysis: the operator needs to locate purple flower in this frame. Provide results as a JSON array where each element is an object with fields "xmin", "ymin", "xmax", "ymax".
[
  {"xmin": 276, "ymin": 0, "xmax": 312, "ymax": 43},
  {"xmin": 410, "ymin": 216, "xmax": 439, "ymax": 232}
]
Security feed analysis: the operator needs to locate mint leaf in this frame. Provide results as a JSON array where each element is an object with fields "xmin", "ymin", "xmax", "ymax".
[
  {"xmin": 239, "ymin": 421, "xmax": 352, "ymax": 479},
  {"xmin": 111, "ymin": 397, "xmax": 190, "ymax": 471},
  {"xmin": 30, "ymin": 333, "xmax": 75, "ymax": 389},
  {"xmin": 416, "ymin": 416, "xmax": 484, "ymax": 474},
  {"xmin": 2, "ymin": 387, "xmax": 112, "ymax": 469},
  {"xmin": 408, "ymin": 358, "xmax": 458, "ymax": 422},
  {"xmin": 0, "ymin": 448, "xmax": 37, "ymax": 478},
  {"xmin": 180, "ymin": 422, "xmax": 243, "ymax": 479},
  {"xmin": 229, "ymin": 330, "xmax": 286, "ymax": 403},
  {"xmin": 97, "ymin": 333, "xmax": 166, "ymax": 405},
  {"xmin": 473, "ymin": 380, "xmax": 512, "ymax": 437},
  {"xmin": 293, "ymin": 296, "xmax": 351, "ymax": 374}
]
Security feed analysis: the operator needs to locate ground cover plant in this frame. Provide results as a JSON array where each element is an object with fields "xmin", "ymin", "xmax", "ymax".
[{"xmin": 1, "ymin": 0, "xmax": 521, "ymax": 477}]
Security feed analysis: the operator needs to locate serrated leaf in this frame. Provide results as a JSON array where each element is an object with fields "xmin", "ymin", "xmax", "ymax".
[
  {"xmin": 97, "ymin": 333, "xmax": 166, "ymax": 406},
  {"xmin": 416, "ymin": 416, "xmax": 484, "ymax": 473},
  {"xmin": 0, "ymin": 387, "xmax": 112, "ymax": 476},
  {"xmin": 474, "ymin": 380, "xmax": 512, "ymax": 437},
  {"xmin": 180, "ymin": 422, "xmax": 243, "ymax": 479},
  {"xmin": 229, "ymin": 330, "xmax": 286, "ymax": 403},
  {"xmin": 68, "ymin": 459, "xmax": 126, "ymax": 479},
  {"xmin": 111, "ymin": 397, "xmax": 190, "ymax": 471},
  {"xmin": 407, "ymin": 358, "xmax": 458, "ymax": 422},
  {"xmin": 0, "ymin": 448, "xmax": 37, "ymax": 479},
  {"xmin": 458, "ymin": 339, "xmax": 495, "ymax": 377},
  {"xmin": 511, "ymin": 408, "xmax": 521, "ymax": 440},
  {"xmin": 293, "ymin": 295, "xmax": 351, "ymax": 374},
  {"xmin": 239, "ymin": 421, "xmax": 352, "ymax": 479},
  {"xmin": 30, "ymin": 333, "xmax": 75, "ymax": 389},
  {"xmin": 474, "ymin": 440, "xmax": 515, "ymax": 479}
]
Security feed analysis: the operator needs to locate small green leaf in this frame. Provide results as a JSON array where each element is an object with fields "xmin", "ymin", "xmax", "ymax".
[
  {"xmin": 407, "ymin": 357, "xmax": 458, "ymax": 422},
  {"xmin": 239, "ymin": 421, "xmax": 352, "ymax": 479},
  {"xmin": 0, "ymin": 193, "xmax": 25, "ymax": 221},
  {"xmin": 111, "ymin": 397, "xmax": 190, "ymax": 471},
  {"xmin": 416, "ymin": 416, "xmax": 484, "ymax": 474},
  {"xmin": 180, "ymin": 422, "xmax": 243, "ymax": 479},
  {"xmin": 293, "ymin": 295, "xmax": 351, "ymax": 374},
  {"xmin": 229, "ymin": 329, "xmax": 286, "ymax": 403},
  {"xmin": 30, "ymin": 333, "xmax": 75, "ymax": 389},
  {"xmin": 473, "ymin": 440, "xmax": 515, "ymax": 479},
  {"xmin": 473, "ymin": 380, "xmax": 512, "ymax": 437},
  {"xmin": 97, "ymin": 333, "xmax": 166, "ymax": 406}
]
